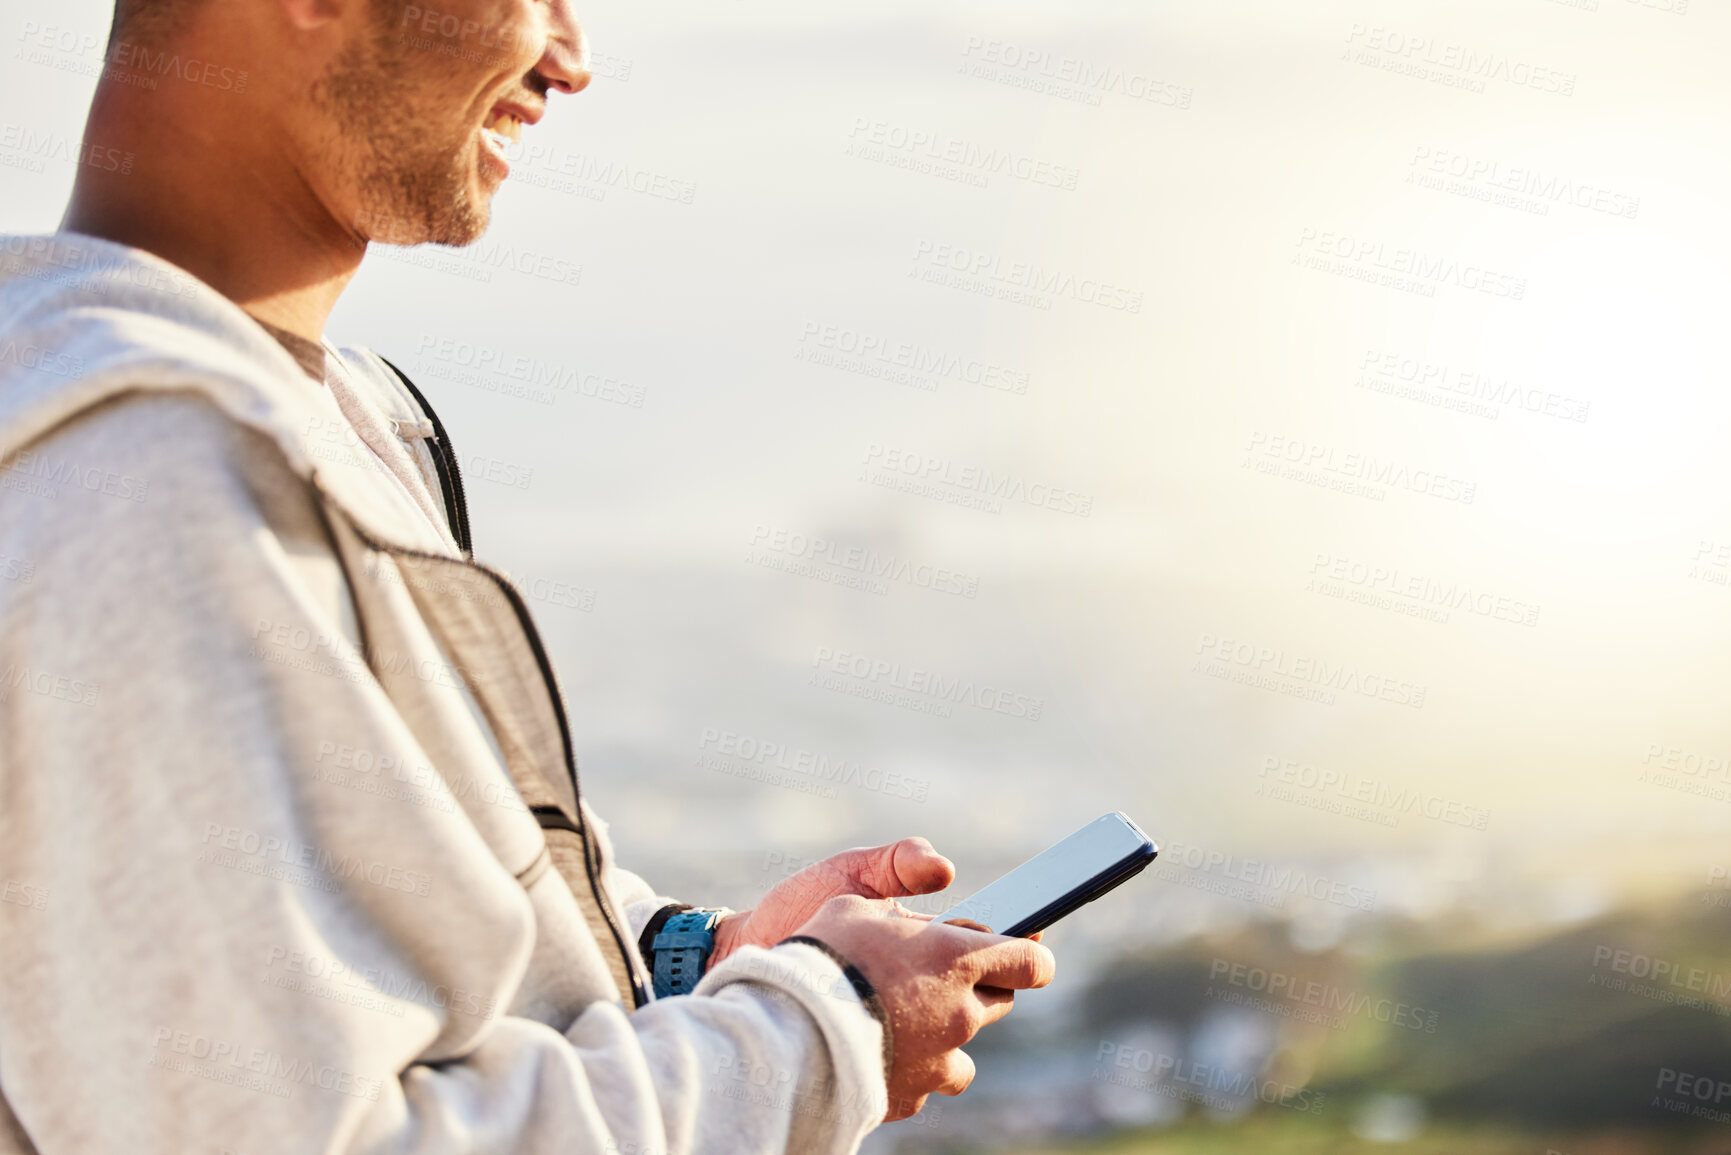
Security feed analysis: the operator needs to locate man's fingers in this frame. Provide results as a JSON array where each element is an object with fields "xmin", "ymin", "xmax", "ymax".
[
  {"xmin": 932, "ymin": 1048, "xmax": 976, "ymax": 1097},
  {"xmin": 974, "ymin": 984, "xmax": 1015, "ymax": 1027},
  {"xmin": 967, "ymin": 938, "xmax": 1057, "ymax": 991},
  {"xmin": 942, "ymin": 917, "xmax": 994, "ymax": 934}
]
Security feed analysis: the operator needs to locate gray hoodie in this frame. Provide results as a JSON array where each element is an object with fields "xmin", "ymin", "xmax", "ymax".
[{"xmin": 0, "ymin": 233, "xmax": 887, "ymax": 1154}]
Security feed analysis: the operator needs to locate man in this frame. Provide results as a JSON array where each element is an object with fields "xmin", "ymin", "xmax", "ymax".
[{"xmin": 0, "ymin": 0, "xmax": 1054, "ymax": 1151}]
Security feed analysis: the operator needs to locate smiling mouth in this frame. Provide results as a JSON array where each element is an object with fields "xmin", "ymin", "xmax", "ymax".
[{"xmin": 481, "ymin": 109, "xmax": 524, "ymax": 150}]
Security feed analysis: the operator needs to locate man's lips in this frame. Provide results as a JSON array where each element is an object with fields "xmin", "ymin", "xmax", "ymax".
[
  {"xmin": 481, "ymin": 110, "xmax": 523, "ymax": 149},
  {"xmin": 477, "ymin": 97, "xmax": 543, "ymax": 178},
  {"xmin": 482, "ymin": 98, "xmax": 543, "ymax": 145}
]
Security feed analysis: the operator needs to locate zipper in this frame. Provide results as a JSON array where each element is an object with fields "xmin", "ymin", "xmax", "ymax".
[
  {"xmin": 379, "ymin": 355, "xmax": 472, "ymax": 556},
  {"xmin": 374, "ymin": 357, "xmax": 648, "ymax": 1009}
]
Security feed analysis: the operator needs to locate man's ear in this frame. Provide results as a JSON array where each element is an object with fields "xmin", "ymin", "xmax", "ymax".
[{"xmin": 275, "ymin": 0, "xmax": 346, "ymax": 33}]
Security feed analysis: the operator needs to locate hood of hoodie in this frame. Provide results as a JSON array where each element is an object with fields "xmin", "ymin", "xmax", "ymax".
[{"xmin": 0, "ymin": 231, "xmax": 455, "ymax": 558}]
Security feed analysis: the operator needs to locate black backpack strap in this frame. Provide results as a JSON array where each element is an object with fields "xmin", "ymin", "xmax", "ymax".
[{"xmin": 376, "ymin": 355, "xmax": 473, "ymax": 557}]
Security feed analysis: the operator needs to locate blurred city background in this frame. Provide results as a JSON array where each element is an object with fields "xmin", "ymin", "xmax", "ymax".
[{"xmin": 6, "ymin": 0, "xmax": 1731, "ymax": 1150}]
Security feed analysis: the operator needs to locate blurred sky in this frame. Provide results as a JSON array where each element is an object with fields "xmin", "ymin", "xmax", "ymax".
[{"xmin": 5, "ymin": 0, "xmax": 1731, "ymax": 950}]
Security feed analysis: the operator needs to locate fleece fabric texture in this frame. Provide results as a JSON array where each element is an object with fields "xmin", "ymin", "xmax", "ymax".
[{"xmin": 0, "ymin": 233, "xmax": 887, "ymax": 1154}]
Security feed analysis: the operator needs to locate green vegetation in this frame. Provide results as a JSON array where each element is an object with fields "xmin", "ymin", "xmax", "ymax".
[
  {"xmin": 906, "ymin": 896, "xmax": 1731, "ymax": 1153},
  {"xmin": 995, "ymin": 1116, "xmax": 1723, "ymax": 1155},
  {"xmin": 1075, "ymin": 897, "xmax": 1731, "ymax": 1131}
]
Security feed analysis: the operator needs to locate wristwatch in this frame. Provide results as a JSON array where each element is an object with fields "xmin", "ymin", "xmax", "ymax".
[{"xmin": 649, "ymin": 907, "xmax": 728, "ymax": 998}]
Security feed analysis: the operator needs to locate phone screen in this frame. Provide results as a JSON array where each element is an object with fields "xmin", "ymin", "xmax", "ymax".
[{"xmin": 940, "ymin": 812, "xmax": 1156, "ymax": 937}]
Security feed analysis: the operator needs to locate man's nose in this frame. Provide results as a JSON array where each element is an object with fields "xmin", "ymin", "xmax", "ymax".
[{"xmin": 534, "ymin": 0, "xmax": 591, "ymax": 94}]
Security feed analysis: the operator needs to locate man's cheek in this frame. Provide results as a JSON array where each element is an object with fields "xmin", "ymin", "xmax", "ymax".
[{"xmin": 480, "ymin": 7, "xmax": 545, "ymax": 69}]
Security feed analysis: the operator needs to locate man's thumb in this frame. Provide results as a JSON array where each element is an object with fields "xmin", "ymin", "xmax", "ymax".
[{"xmin": 889, "ymin": 837, "xmax": 955, "ymax": 896}]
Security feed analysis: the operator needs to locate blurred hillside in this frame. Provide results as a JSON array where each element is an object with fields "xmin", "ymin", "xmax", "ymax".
[{"xmin": 866, "ymin": 891, "xmax": 1731, "ymax": 1153}]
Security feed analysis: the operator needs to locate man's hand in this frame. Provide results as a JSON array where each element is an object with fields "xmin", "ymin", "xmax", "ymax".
[
  {"xmin": 792, "ymin": 895, "xmax": 1056, "ymax": 1121},
  {"xmin": 709, "ymin": 837, "xmax": 955, "ymax": 967}
]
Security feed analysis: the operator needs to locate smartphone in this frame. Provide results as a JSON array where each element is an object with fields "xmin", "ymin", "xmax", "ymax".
[{"xmin": 939, "ymin": 812, "xmax": 1158, "ymax": 938}]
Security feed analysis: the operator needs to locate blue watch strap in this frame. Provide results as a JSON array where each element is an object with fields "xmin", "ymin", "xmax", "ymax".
[{"xmin": 651, "ymin": 908, "xmax": 725, "ymax": 998}]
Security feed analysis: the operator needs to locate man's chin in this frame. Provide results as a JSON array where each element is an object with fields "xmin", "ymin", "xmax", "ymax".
[{"xmin": 437, "ymin": 196, "xmax": 492, "ymax": 248}]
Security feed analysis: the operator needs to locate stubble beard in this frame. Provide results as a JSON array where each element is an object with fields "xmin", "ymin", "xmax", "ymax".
[{"xmin": 318, "ymin": 21, "xmax": 492, "ymax": 248}]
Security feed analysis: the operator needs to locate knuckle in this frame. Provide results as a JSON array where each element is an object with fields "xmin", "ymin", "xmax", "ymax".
[
  {"xmin": 940, "ymin": 1009, "xmax": 974, "ymax": 1049},
  {"xmin": 1018, "ymin": 944, "xmax": 1055, "ymax": 986}
]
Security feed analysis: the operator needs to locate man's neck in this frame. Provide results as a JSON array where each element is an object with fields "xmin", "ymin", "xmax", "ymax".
[{"xmin": 61, "ymin": 41, "xmax": 363, "ymax": 345}]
